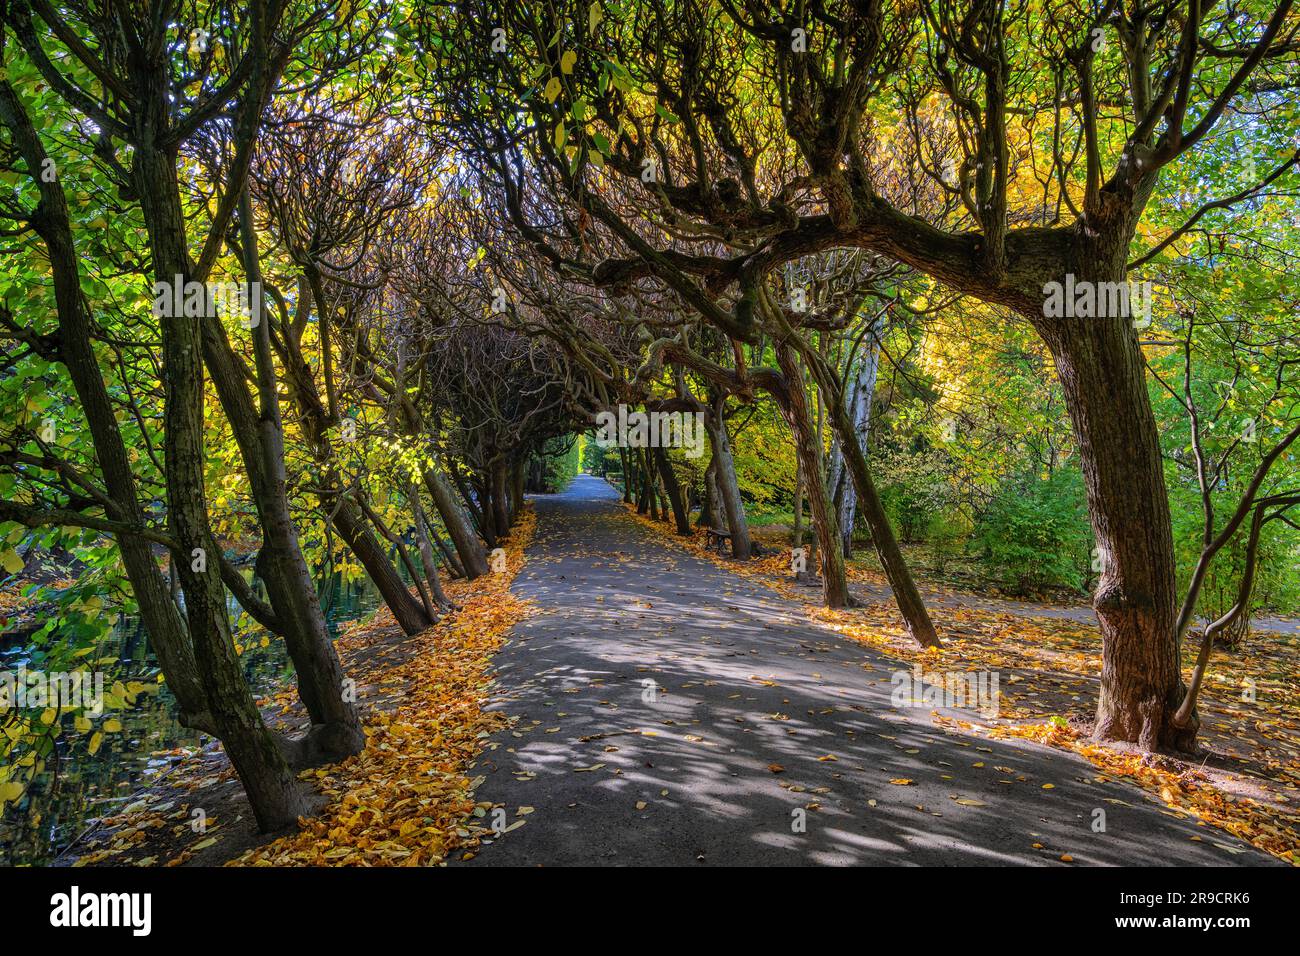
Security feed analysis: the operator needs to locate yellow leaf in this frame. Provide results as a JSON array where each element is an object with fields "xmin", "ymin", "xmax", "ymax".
[
  {"xmin": 88, "ymin": 731, "xmax": 103, "ymax": 755},
  {"xmin": 103, "ymin": 718, "xmax": 122, "ymax": 733},
  {"xmin": 560, "ymin": 50, "xmax": 577, "ymax": 74},
  {"xmin": 544, "ymin": 76, "xmax": 561, "ymax": 103}
]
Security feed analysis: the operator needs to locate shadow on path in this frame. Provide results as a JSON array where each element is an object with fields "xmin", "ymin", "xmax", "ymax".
[{"xmin": 460, "ymin": 475, "xmax": 1277, "ymax": 866}]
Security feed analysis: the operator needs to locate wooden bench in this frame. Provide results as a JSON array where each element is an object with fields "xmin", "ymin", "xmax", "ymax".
[{"xmin": 704, "ymin": 528, "xmax": 732, "ymax": 554}]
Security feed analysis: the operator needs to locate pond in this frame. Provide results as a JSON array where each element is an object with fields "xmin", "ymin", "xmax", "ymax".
[{"xmin": 0, "ymin": 567, "xmax": 392, "ymax": 866}]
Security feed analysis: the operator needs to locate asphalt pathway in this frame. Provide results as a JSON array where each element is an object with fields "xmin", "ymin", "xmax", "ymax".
[{"xmin": 460, "ymin": 474, "xmax": 1276, "ymax": 866}]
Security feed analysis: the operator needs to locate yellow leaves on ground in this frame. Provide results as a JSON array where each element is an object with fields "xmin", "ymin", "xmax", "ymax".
[
  {"xmin": 995, "ymin": 720, "xmax": 1300, "ymax": 866},
  {"xmin": 230, "ymin": 509, "xmax": 537, "ymax": 867}
]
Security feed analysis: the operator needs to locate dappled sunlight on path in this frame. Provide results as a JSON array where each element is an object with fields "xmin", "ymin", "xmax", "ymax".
[{"xmin": 458, "ymin": 476, "xmax": 1279, "ymax": 866}]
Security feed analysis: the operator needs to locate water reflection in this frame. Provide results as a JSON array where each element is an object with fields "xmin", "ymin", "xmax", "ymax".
[{"xmin": 0, "ymin": 566, "xmax": 388, "ymax": 866}]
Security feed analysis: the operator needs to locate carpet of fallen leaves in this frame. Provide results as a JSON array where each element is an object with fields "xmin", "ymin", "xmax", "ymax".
[
  {"xmin": 67, "ymin": 509, "xmax": 536, "ymax": 868},
  {"xmin": 230, "ymin": 509, "xmax": 536, "ymax": 866},
  {"xmin": 627, "ymin": 503, "xmax": 1300, "ymax": 865}
]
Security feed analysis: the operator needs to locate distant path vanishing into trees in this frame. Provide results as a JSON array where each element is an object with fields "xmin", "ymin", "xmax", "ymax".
[{"xmin": 459, "ymin": 476, "xmax": 1278, "ymax": 866}]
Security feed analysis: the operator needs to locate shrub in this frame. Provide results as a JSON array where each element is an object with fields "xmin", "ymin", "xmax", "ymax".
[{"xmin": 973, "ymin": 469, "xmax": 1089, "ymax": 596}]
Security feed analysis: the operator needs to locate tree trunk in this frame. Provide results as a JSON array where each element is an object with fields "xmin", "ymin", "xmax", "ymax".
[
  {"xmin": 331, "ymin": 499, "xmax": 433, "ymax": 635},
  {"xmin": 833, "ymin": 324, "xmax": 882, "ymax": 556},
  {"xmin": 1034, "ymin": 310, "xmax": 1193, "ymax": 751},
  {"xmin": 509, "ymin": 459, "xmax": 526, "ymax": 520},
  {"xmin": 698, "ymin": 456, "xmax": 716, "ymax": 528},
  {"xmin": 636, "ymin": 448, "xmax": 653, "ymax": 516},
  {"xmin": 135, "ymin": 143, "xmax": 305, "ymax": 829},
  {"xmin": 410, "ymin": 490, "xmax": 454, "ymax": 610},
  {"xmin": 0, "ymin": 81, "xmax": 208, "ymax": 722},
  {"xmin": 775, "ymin": 345, "xmax": 848, "ymax": 607},
  {"xmin": 359, "ymin": 498, "xmax": 439, "ymax": 623},
  {"xmin": 647, "ymin": 464, "xmax": 661, "ymax": 520},
  {"xmin": 653, "ymin": 446, "xmax": 692, "ymax": 535},
  {"xmin": 817, "ymin": 375, "xmax": 940, "ymax": 647},
  {"xmin": 793, "ymin": 458, "xmax": 805, "ymax": 550},
  {"xmin": 704, "ymin": 398, "xmax": 752, "ymax": 558},
  {"xmin": 619, "ymin": 448, "xmax": 633, "ymax": 503},
  {"xmin": 228, "ymin": 187, "xmax": 362, "ymax": 762},
  {"xmin": 490, "ymin": 458, "xmax": 511, "ymax": 538},
  {"xmin": 423, "ymin": 467, "xmax": 490, "ymax": 578},
  {"xmin": 778, "ymin": 312, "xmax": 940, "ymax": 647}
]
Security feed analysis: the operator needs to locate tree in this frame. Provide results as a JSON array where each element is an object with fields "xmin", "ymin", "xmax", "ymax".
[{"xmin": 424, "ymin": 0, "xmax": 1300, "ymax": 750}]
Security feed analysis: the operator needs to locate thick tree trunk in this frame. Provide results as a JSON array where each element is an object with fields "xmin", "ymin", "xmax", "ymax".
[
  {"xmin": 697, "ymin": 456, "xmax": 716, "ymax": 528},
  {"xmin": 653, "ymin": 446, "xmax": 692, "ymax": 535},
  {"xmin": 775, "ymin": 346, "xmax": 848, "ymax": 607},
  {"xmin": 509, "ymin": 459, "xmax": 526, "ymax": 520},
  {"xmin": 1034, "ymin": 310, "xmax": 1193, "ymax": 751},
  {"xmin": 490, "ymin": 458, "xmax": 511, "ymax": 538}
]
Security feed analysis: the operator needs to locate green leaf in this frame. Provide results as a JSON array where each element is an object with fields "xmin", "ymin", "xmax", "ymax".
[{"xmin": 1, "ymin": 549, "xmax": 23, "ymax": 575}]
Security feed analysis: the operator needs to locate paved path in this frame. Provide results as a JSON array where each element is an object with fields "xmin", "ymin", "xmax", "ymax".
[{"xmin": 461, "ymin": 475, "xmax": 1276, "ymax": 866}]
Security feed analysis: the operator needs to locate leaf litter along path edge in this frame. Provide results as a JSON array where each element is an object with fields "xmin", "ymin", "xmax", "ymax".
[
  {"xmin": 457, "ymin": 474, "xmax": 1283, "ymax": 867},
  {"xmin": 63, "ymin": 509, "xmax": 538, "ymax": 868}
]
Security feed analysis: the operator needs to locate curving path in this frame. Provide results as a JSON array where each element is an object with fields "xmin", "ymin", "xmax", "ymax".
[{"xmin": 460, "ymin": 475, "xmax": 1277, "ymax": 866}]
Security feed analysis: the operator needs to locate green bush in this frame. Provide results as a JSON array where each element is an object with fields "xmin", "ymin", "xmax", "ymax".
[
  {"xmin": 925, "ymin": 510, "xmax": 967, "ymax": 576},
  {"xmin": 973, "ymin": 468, "xmax": 1089, "ymax": 595}
]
